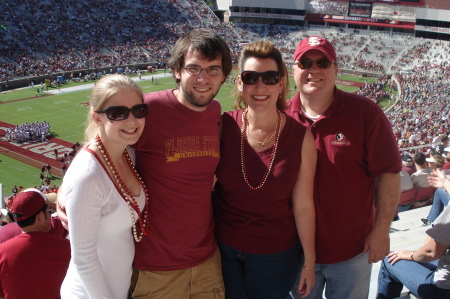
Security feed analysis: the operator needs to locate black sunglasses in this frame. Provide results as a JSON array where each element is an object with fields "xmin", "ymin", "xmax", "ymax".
[
  {"xmin": 240, "ymin": 71, "xmax": 280, "ymax": 85},
  {"xmin": 296, "ymin": 59, "xmax": 333, "ymax": 69},
  {"xmin": 96, "ymin": 103, "xmax": 148, "ymax": 121}
]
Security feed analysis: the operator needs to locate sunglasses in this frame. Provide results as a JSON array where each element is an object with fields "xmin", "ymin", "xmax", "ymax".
[
  {"xmin": 96, "ymin": 103, "xmax": 148, "ymax": 121},
  {"xmin": 296, "ymin": 59, "xmax": 333, "ymax": 69},
  {"xmin": 240, "ymin": 71, "xmax": 280, "ymax": 85}
]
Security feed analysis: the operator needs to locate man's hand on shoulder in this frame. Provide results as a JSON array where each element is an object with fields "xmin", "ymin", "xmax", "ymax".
[{"xmin": 56, "ymin": 197, "xmax": 69, "ymax": 231}]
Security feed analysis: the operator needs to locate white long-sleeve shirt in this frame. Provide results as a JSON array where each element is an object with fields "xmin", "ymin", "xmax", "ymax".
[{"xmin": 60, "ymin": 147, "xmax": 144, "ymax": 299}]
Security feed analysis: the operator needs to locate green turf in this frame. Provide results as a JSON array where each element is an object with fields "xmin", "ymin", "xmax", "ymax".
[
  {"xmin": 0, "ymin": 72, "xmax": 383, "ymax": 197},
  {"xmin": 0, "ymin": 155, "xmax": 63, "ymax": 198}
]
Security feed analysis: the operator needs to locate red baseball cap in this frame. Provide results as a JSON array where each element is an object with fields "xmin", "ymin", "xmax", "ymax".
[
  {"xmin": 294, "ymin": 36, "xmax": 336, "ymax": 62},
  {"xmin": 11, "ymin": 188, "xmax": 47, "ymax": 221}
]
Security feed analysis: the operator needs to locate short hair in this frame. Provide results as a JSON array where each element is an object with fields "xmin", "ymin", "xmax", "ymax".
[
  {"xmin": 17, "ymin": 204, "xmax": 47, "ymax": 228},
  {"xmin": 442, "ymin": 136, "xmax": 449, "ymax": 142},
  {"xmin": 168, "ymin": 28, "xmax": 232, "ymax": 84},
  {"xmin": 84, "ymin": 74, "xmax": 143, "ymax": 143},
  {"xmin": 7, "ymin": 211, "xmax": 15, "ymax": 223},
  {"xmin": 234, "ymin": 40, "xmax": 288, "ymax": 111},
  {"xmin": 414, "ymin": 152, "xmax": 426, "ymax": 165}
]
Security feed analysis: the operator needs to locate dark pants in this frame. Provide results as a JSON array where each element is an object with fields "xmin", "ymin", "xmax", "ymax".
[{"xmin": 218, "ymin": 239, "xmax": 301, "ymax": 299}]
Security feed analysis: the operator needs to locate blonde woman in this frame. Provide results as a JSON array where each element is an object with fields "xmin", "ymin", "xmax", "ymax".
[{"xmin": 59, "ymin": 74, "xmax": 149, "ymax": 298}]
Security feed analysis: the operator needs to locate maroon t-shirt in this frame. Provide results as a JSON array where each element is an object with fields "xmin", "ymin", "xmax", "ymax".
[
  {"xmin": 133, "ymin": 90, "xmax": 221, "ymax": 271},
  {"xmin": 0, "ymin": 232, "xmax": 70, "ymax": 298}
]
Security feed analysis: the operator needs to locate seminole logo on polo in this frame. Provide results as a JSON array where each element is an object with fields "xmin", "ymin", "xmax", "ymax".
[
  {"xmin": 308, "ymin": 37, "xmax": 322, "ymax": 47},
  {"xmin": 165, "ymin": 135, "xmax": 220, "ymax": 162},
  {"xmin": 331, "ymin": 133, "xmax": 351, "ymax": 146}
]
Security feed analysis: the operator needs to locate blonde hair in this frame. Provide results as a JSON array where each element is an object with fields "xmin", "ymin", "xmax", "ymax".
[
  {"xmin": 84, "ymin": 74, "xmax": 143, "ymax": 144},
  {"xmin": 234, "ymin": 40, "xmax": 289, "ymax": 111}
]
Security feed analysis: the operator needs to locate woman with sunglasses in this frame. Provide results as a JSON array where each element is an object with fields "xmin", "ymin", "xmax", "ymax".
[
  {"xmin": 59, "ymin": 74, "xmax": 149, "ymax": 298},
  {"xmin": 213, "ymin": 41, "xmax": 317, "ymax": 298}
]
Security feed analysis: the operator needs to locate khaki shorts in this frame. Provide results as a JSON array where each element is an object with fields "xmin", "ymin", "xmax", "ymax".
[{"xmin": 131, "ymin": 248, "xmax": 224, "ymax": 299}]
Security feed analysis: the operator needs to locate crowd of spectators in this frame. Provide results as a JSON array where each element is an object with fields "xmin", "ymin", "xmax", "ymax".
[
  {"xmin": 1, "ymin": 0, "xmax": 447, "ymax": 84},
  {"xmin": 0, "ymin": 0, "xmax": 255, "ymax": 80},
  {"xmin": 356, "ymin": 76, "xmax": 393, "ymax": 104},
  {"xmin": 388, "ymin": 59, "xmax": 450, "ymax": 151},
  {"xmin": 4, "ymin": 121, "xmax": 50, "ymax": 143}
]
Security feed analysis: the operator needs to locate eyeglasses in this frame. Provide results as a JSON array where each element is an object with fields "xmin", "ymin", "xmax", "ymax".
[
  {"xmin": 96, "ymin": 103, "xmax": 148, "ymax": 121},
  {"xmin": 240, "ymin": 71, "xmax": 280, "ymax": 85},
  {"xmin": 296, "ymin": 59, "xmax": 333, "ymax": 69},
  {"xmin": 45, "ymin": 208, "xmax": 54, "ymax": 214},
  {"xmin": 184, "ymin": 66, "xmax": 223, "ymax": 76}
]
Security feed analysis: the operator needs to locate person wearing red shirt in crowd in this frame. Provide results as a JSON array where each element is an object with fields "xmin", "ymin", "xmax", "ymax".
[
  {"xmin": 0, "ymin": 192, "xmax": 68, "ymax": 244},
  {"xmin": 0, "ymin": 189, "xmax": 70, "ymax": 299},
  {"xmin": 441, "ymin": 147, "xmax": 450, "ymax": 171},
  {"xmin": 402, "ymin": 154, "xmax": 416, "ymax": 176}
]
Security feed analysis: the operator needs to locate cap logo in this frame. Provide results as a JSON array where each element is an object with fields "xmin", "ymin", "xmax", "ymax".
[{"xmin": 308, "ymin": 37, "xmax": 322, "ymax": 47}]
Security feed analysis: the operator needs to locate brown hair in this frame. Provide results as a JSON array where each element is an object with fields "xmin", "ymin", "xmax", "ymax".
[
  {"xmin": 168, "ymin": 28, "xmax": 232, "ymax": 84},
  {"xmin": 433, "ymin": 155, "xmax": 445, "ymax": 168},
  {"xmin": 234, "ymin": 40, "xmax": 288, "ymax": 111}
]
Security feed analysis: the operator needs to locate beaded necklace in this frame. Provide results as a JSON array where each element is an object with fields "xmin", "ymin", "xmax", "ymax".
[
  {"xmin": 95, "ymin": 135, "xmax": 150, "ymax": 242},
  {"xmin": 240, "ymin": 109, "xmax": 282, "ymax": 190}
]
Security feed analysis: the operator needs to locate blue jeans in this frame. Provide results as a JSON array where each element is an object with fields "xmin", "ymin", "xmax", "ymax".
[
  {"xmin": 218, "ymin": 239, "xmax": 301, "ymax": 299},
  {"xmin": 426, "ymin": 188, "xmax": 450, "ymax": 222},
  {"xmin": 377, "ymin": 257, "xmax": 450, "ymax": 299},
  {"xmin": 289, "ymin": 252, "xmax": 372, "ymax": 299}
]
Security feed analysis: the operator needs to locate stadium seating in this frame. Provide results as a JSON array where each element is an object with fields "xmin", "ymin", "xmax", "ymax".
[
  {"xmin": 398, "ymin": 188, "xmax": 417, "ymax": 212},
  {"xmin": 411, "ymin": 186, "xmax": 435, "ymax": 209},
  {"xmin": 397, "ymin": 187, "xmax": 436, "ymax": 214}
]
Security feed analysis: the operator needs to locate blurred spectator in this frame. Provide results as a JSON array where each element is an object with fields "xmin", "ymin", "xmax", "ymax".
[
  {"xmin": 421, "ymin": 169, "xmax": 450, "ymax": 226},
  {"xmin": 377, "ymin": 203, "xmax": 450, "ymax": 298},
  {"xmin": 441, "ymin": 148, "xmax": 450, "ymax": 171},
  {"xmin": 434, "ymin": 155, "xmax": 446, "ymax": 169},
  {"xmin": 400, "ymin": 170, "xmax": 414, "ymax": 191},
  {"xmin": 402, "ymin": 154, "xmax": 416, "ymax": 176},
  {"xmin": 411, "ymin": 153, "xmax": 432, "ymax": 188},
  {"xmin": 0, "ymin": 188, "xmax": 70, "ymax": 299},
  {"xmin": 434, "ymin": 136, "xmax": 448, "ymax": 157},
  {"xmin": 0, "ymin": 192, "xmax": 68, "ymax": 244}
]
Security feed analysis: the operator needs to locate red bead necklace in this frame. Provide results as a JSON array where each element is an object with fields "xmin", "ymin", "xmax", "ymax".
[
  {"xmin": 240, "ymin": 109, "xmax": 282, "ymax": 190},
  {"xmin": 95, "ymin": 135, "xmax": 150, "ymax": 242}
]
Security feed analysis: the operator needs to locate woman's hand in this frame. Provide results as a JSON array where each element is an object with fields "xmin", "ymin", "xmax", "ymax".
[
  {"xmin": 387, "ymin": 250, "xmax": 414, "ymax": 265},
  {"xmin": 296, "ymin": 266, "xmax": 315, "ymax": 298},
  {"xmin": 428, "ymin": 169, "xmax": 446, "ymax": 189}
]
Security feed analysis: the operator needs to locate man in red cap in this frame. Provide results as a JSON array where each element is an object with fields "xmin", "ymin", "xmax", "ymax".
[
  {"xmin": 286, "ymin": 36, "xmax": 401, "ymax": 298},
  {"xmin": 0, "ymin": 188, "xmax": 70, "ymax": 299}
]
